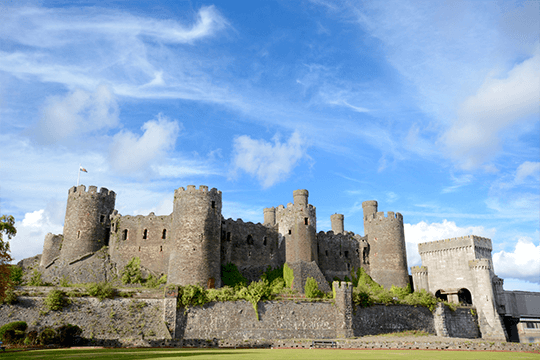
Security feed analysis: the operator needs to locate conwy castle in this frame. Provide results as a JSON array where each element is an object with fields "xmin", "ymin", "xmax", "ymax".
[{"xmin": 15, "ymin": 184, "xmax": 540, "ymax": 344}]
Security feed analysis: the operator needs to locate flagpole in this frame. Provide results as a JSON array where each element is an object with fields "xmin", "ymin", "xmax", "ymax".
[{"xmin": 77, "ymin": 164, "xmax": 81, "ymax": 187}]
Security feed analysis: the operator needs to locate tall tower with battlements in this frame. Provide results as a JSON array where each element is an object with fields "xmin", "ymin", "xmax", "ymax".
[
  {"xmin": 168, "ymin": 185, "xmax": 222, "ymax": 288},
  {"xmin": 276, "ymin": 189, "xmax": 317, "ymax": 263},
  {"xmin": 61, "ymin": 185, "xmax": 116, "ymax": 262},
  {"xmin": 362, "ymin": 200, "xmax": 409, "ymax": 289}
]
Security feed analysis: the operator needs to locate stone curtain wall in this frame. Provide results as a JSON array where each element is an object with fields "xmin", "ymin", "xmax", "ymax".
[
  {"xmin": 177, "ymin": 301, "xmax": 338, "ymax": 340},
  {"xmin": 353, "ymin": 304, "xmax": 436, "ymax": 337}
]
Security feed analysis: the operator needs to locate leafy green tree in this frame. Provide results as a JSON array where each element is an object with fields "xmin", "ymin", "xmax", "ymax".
[{"xmin": 0, "ymin": 215, "xmax": 16, "ymax": 301}]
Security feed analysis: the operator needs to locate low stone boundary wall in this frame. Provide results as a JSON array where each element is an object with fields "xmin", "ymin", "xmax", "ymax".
[{"xmin": 353, "ymin": 304, "xmax": 435, "ymax": 336}]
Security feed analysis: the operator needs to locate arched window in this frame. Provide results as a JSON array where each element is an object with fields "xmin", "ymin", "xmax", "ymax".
[{"xmin": 435, "ymin": 290, "xmax": 448, "ymax": 302}]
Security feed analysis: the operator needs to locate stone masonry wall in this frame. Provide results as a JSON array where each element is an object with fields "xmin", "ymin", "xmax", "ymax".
[
  {"xmin": 221, "ymin": 219, "xmax": 284, "ymax": 282},
  {"xmin": 352, "ymin": 304, "xmax": 436, "ymax": 337},
  {"xmin": 109, "ymin": 213, "xmax": 172, "ymax": 276},
  {"xmin": 317, "ymin": 231, "xmax": 366, "ymax": 282}
]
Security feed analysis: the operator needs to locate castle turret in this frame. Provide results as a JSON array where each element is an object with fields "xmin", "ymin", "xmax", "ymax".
[
  {"xmin": 330, "ymin": 213, "xmax": 344, "ymax": 234},
  {"xmin": 60, "ymin": 185, "xmax": 116, "ymax": 262},
  {"xmin": 168, "ymin": 185, "xmax": 222, "ymax": 288},
  {"xmin": 264, "ymin": 207, "xmax": 276, "ymax": 226},
  {"xmin": 277, "ymin": 189, "xmax": 317, "ymax": 263},
  {"xmin": 362, "ymin": 200, "xmax": 409, "ymax": 289}
]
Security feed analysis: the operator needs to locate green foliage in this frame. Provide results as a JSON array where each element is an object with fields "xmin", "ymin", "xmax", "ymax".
[
  {"xmin": 1, "ymin": 287, "xmax": 17, "ymax": 304},
  {"xmin": 402, "ymin": 289, "xmax": 439, "ymax": 311},
  {"xmin": 262, "ymin": 265, "xmax": 283, "ymax": 284},
  {"xmin": 221, "ymin": 263, "xmax": 247, "ymax": 288},
  {"xmin": 206, "ymin": 286, "xmax": 240, "ymax": 302},
  {"xmin": 2, "ymin": 329, "xmax": 25, "ymax": 344},
  {"xmin": 59, "ymin": 275, "xmax": 71, "ymax": 287},
  {"xmin": 283, "ymin": 263, "xmax": 294, "ymax": 289},
  {"xmin": 178, "ymin": 284, "xmax": 208, "ymax": 308},
  {"xmin": 57, "ymin": 324, "xmax": 83, "ymax": 345},
  {"xmin": 28, "ymin": 269, "xmax": 45, "ymax": 286},
  {"xmin": 44, "ymin": 289, "xmax": 69, "ymax": 311},
  {"xmin": 9, "ymin": 265, "xmax": 23, "ymax": 285},
  {"xmin": 86, "ymin": 282, "xmax": 116, "ymax": 301},
  {"xmin": 121, "ymin": 257, "xmax": 144, "ymax": 285},
  {"xmin": 145, "ymin": 274, "xmax": 167, "ymax": 288},
  {"xmin": 352, "ymin": 287, "xmax": 373, "ymax": 308},
  {"xmin": 24, "ymin": 330, "xmax": 38, "ymax": 345},
  {"xmin": 38, "ymin": 327, "xmax": 57, "ymax": 345},
  {"xmin": 0, "ymin": 321, "xmax": 27, "ymax": 341},
  {"xmin": 270, "ymin": 277, "xmax": 285, "ymax": 294},
  {"xmin": 239, "ymin": 279, "xmax": 272, "ymax": 321},
  {"xmin": 391, "ymin": 284, "xmax": 412, "ymax": 300},
  {"xmin": 304, "ymin": 277, "xmax": 323, "ymax": 298}
]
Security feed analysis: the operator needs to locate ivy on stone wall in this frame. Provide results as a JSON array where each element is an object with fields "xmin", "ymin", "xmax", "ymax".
[{"xmin": 283, "ymin": 263, "xmax": 294, "ymax": 289}]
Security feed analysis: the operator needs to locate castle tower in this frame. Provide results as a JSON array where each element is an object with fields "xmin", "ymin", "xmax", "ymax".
[
  {"xmin": 264, "ymin": 207, "xmax": 276, "ymax": 226},
  {"xmin": 330, "ymin": 213, "xmax": 344, "ymax": 234},
  {"xmin": 168, "ymin": 185, "xmax": 222, "ymax": 288},
  {"xmin": 277, "ymin": 189, "xmax": 317, "ymax": 263},
  {"xmin": 61, "ymin": 185, "xmax": 116, "ymax": 262},
  {"xmin": 411, "ymin": 266, "xmax": 429, "ymax": 292},
  {"xmin": 362, "ymin": 200, "xmax": 409, "ymax": 289}
]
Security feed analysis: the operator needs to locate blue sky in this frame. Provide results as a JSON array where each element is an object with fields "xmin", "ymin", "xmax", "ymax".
[{"xmin": 0, "ymin": 0, "xmax": 538, "ymax": 291}]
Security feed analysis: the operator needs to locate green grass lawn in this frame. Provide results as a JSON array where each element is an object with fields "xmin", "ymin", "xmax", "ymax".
[{"xmin": 1, "ymin": 348, "xmax": 539, "ymax": 360}]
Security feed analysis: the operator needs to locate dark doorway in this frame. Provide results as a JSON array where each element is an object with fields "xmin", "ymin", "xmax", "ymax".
[
  {"xmin": 458, "ymin": 288, "xmax": 473, "ymax": 305},
  {"xmin": 104, "ymin": 228, "xmax": 110, "ymax": 246},
  {"xmin": 435, "ymin": 290, "xmax": 448, "ymax": 301}
]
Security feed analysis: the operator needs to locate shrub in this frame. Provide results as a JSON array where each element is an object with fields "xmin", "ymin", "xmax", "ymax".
[
  {"xmin": 38, "ymin": 327, "xmax": 57, "ymax": 345},
  {"xmin": 390, "ymin": 284, "xmax": 412, "ymax": 300},
  {"xmin": 221, "ymin": 263, "xmax": 247, "ymax": 288},
  {"xmin": 44, "ymin": 289, "xmax": 69, "ymax": 311},
  {"xmin": 9, "ymin": 265, "xmax": 23, "ymax": 285},
  {"xmin": 145, "ymin": 274, "xmax": 167, "ymax": 288},
  {"xmin": 57, "ymin": 324, "xmax": 82, "ymax": 345},
  {"xmin": 305, "ymin": 277, "xmax": 323, "ymax": 298},
  {"xmin": 352, "ymin": 287, "xmax": 373, "ymax": 308},
  {"xmin": 1, "ymin": 287, "xmax": 17, "ymax": 304},
  {"xmin": 122, "ymin": 257, "xmax": 143, "ymax": 285},
  {"xmin": 28, "ymin": 269, "xmax": 45, "ymax": 286},
  {"xmin": 206, "ymin": 286, "xmax": 239, "ymax": 302},
  {"xmin": 239, "ymin": 279, "xmax": 271, "ymax": 321},
  {"xmin": 178, "ymin": 284, "xmax": 208, "ymax": 308},
  {"xmin": 2, "ymin": 329, "xmax": 25, "ymax": 344},
  {"xmin": 262, "ymin": 265, "xmax": 283, "ymax": 284},
  {"xmin": 0, "ymin": 321, "xmax": 27, "ymax": 341},
  {"xmin": 24, "ymin": 330, "xmax": 38, "ymax": 345},
  {"xmin": 402, "ymin": 289, "xmax": 438, "ymax": 311},
  {"xmin": 59, "ymin": 276, "xmax": 70, "ymax": 287},
  {"xmin": 86, "ymin": 282, "xmax": 116, "ymax": 301},
  {"xmin": 270, "ymin": 277, "xmax": 285, "ymax": 294},
  {"xmin": 283, "ymin": 263, "xmax": 294, "ymax": 289}
]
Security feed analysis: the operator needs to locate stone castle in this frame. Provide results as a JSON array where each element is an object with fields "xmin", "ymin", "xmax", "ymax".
[
  {"xmin": 37, "ymin": 184, "xmax": 409, "ymax": 292},
  {"xmin": 25, "ymin": 184, "xmax": 539, "ymax": 343}
]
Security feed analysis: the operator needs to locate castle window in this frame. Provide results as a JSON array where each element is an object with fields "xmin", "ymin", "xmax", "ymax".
[
  {"xmin": 162, "ymin": 229, "xmax": 167, "ymax": 239},
  {"xmin": 526, "ymin": 322, "xmax": 540, "ymax": 329},
  {"xmin": 325, "ymin": 250, "xmax": 328, "ymax": 257},
  {"xmin": 211, "ymin": 201, "xmax": 215, "ymax": 209},
  {"xmin": 160, "ymin": 245, "xmax": 162, "ymax": 252},
  {"xmin": 344, "ymin": 251, "xmax": 349, "ymax": 259},
  {"xmin": 226, "ymin": 232, "xmax": 231, "ymax": 242},
  {"xmin": 288, "ymin": 229, "xmax": 292, "ymax": 235},
  {"xmin": 100, "ymin": 215, "xmax": 105, "ymax": 223},
  {"xmin": 248, "ymin": 251, "xmax": 251, "ymax": 257},
  {"xmin": 143, "ymin": 229, "xmax": 148, "ymax": 240},
  {"xmin": 263, "ymin": 237, "xmax": 267, "ymax": 246},
  {"xmin": 122, "ymin": 229, "xmax": 128, "ymax": 240},
  {"xmin": 247, "ymin": 234, "xmax": 254, "ymax": 245},
  {"xmin": 346, "ymin": 263, "xmax": 350, "ymax": 271},
  {"xmin": 304, "ymin": 217, "xmax": 308, "ymax": 225},
  {"xmin": 77, "ymin": 230, "xmax": 81, "ymax": 238}
]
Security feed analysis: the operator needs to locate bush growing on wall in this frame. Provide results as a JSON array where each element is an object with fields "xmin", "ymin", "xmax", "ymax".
[
  {"xmin": 221, "ymin": 263, "xmax": 247, "ymax": 288},
  {"xmin": 86, "ymin": 282, "xmax": 116, "ymax": 301},
  {"xmin": 283, "ymin": 263, "xmax": 294, "ymax": 289},
  {"xmin": 0, "ymin": 321, "xmax": 27, "ymax": 341},
  {"xmin": 305, "ymin": 277, "xmax": 323, "ymax": 298},
  {"xmin": 122, "ymin": 257, "xmax": 144, "ymax": 285},
  {"xmin": 238, "ymin": 278, "xmax": 272, "ymax": 321}
]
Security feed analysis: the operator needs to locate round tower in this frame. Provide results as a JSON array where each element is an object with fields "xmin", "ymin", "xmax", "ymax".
[
  {"xmin": 168, "ymin": 185, "xmax": 222, "ymax": 288},
  {"xmin": 363, "ymin": 207, "xmax": 409, "ymax": 289},
  {"xmin": 330, "ymin": 213, "xmax": 344, "ymax": 234},
  {"xmin": 283, "ymin": 189, "xmax": 317, "ymax": 263},
  {"xmin": 264, "ymin": 207, "xmax": 276, "ymax": 226},
  {"xmin": 61, "ymin": 185, "xmax": 116, "ymax": 262}
]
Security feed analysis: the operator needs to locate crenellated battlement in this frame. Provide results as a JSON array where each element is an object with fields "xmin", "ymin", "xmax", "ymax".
[
  {"xmin": 68, "ymin": 185, "xmax": 115, "ymax": 197},
  {"xmin": 174, "ymin": 185, "xmax": 221, "ymax": 197},
  {"xmin": 419, "ymin": 235, "xmax": 492, "ymax": 254},
  {"xmin": 365, "ymin": 211, "xmax": 403, "ymax": 222},
  {"xmin": 411, "ymin": 266, "xmax": 428, "ymax": 274},
  {"xmin": 468, "ymin": 258, "xmax": 491, "ymax": 270}
]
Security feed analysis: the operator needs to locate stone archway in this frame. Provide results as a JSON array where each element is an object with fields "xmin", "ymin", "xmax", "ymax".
[
  {"xmin": 458, "ymin": 288, "xmax": 472, "ymax": 305},
  {"xmin": 435, "ymin": 290, "xmax": 448, "ymax": 301}
]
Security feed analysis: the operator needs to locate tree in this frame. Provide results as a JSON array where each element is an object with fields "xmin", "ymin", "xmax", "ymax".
[{"xmin": 0, "ymin": 215, "xmax": 16, "ymax": 301}]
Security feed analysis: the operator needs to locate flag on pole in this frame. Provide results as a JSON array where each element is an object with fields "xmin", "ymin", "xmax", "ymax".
[{"xmin": 80, "ymin": 166, "xmax": 88, "ymax": 173}]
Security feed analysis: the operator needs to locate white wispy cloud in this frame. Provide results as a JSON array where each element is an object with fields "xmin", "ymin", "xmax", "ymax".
[
  {"xmin": 32, "ymin": 85, "xmax": 119, "ymax": 144},
  {"xmin": 231, "ymin": 132, "xmax": 307, "ymax": 188},
  {"xmin": 441, "ymin": 174, "xmax": 474, "ymax": 194},
  {"xmin": 442, "ymin": 50, "xmax": 540, "ymax": 169},
  {"xmin": 109, "ymin": 114, "xmax": 181, "ymax": 176},
  {"xmin": 515, "ymin": 161, "xmax": 540, "ymax": 184}
]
